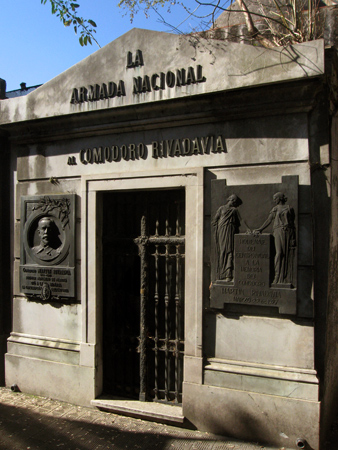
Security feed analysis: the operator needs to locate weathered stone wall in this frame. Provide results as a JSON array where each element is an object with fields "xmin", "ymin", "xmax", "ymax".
[
  {"xmin": 321, "ymin": 50, "xmax": 338, "ymax": 443},
  {"xmin": 212, "ymin": 1, "xmax": 338, "ymax": 48},
  {"xmin": 0, "ymin": 131, "xmax": 11, "ymax": 386},
  {"xmin": 6, "ymin": 146, "xmax": 85, "ymax": 401}
]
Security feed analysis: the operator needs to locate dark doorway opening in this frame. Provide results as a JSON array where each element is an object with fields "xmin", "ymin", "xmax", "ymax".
[{"xmin": 102, "ymin": 189, "xmax": 185, "ymax": 403}]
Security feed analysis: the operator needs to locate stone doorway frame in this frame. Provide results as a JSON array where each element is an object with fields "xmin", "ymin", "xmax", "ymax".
[{"xmin": 80, "ymin": 168, "xmax": 204, "ymax": 401}]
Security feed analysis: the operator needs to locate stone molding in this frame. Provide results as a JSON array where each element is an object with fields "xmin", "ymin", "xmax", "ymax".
[{"xmin": 8, "ymin": 332, "xmax": 80, "ymax": 352}]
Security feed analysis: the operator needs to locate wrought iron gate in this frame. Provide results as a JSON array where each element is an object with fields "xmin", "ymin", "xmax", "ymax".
[
  {"xmin": 102, "ymin": 190, "xmax": 185, "ymax": 403},
  {"xmin": 134, "ymin": 214, "xmax": 185, "ymax": 403}
]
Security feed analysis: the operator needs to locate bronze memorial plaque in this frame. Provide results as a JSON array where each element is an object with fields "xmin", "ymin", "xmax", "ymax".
[
  {"xmin": 210, "ymin": 176, "xmax": 298, "ymax": 315},
  {"xmin": 20, "ymin": 195, "xmax": 76, "ymax": 302}
]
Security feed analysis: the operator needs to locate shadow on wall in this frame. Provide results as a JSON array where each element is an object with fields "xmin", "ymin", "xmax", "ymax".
[{"xmin": 186, "ymin": 398, "xmax": 316, "ymax": 450}]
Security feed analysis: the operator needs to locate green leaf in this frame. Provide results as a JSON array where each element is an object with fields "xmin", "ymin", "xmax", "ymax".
[{"xmin": 41, "ymin": 0, "xmax": 100, "ymax": 48}]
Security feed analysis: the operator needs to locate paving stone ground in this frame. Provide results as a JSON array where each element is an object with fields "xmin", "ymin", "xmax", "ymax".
[{"xmin": 0, "ymin": 387, "xmax": 282, "ymax": 450}]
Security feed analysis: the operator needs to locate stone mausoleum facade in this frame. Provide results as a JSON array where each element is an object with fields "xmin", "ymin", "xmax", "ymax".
[{"xmin": 1, "ymin": 29, "xmax": 338, "ymax": 450}]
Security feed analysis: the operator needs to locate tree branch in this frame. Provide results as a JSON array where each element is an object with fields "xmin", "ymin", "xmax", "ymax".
[{"xmin": 41, "ymin": 0, "xmax": 100, "ymax": 47}]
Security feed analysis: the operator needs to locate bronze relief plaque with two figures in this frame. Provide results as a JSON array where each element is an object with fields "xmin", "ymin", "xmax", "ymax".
[{"xmin": 210, "ymin": 176, "xmax": 298, "ymax": 315}]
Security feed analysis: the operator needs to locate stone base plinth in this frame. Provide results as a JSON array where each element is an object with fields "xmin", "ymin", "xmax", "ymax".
[
  {"xmin": 5, "ymin": 353, "xmax": 95, "ymax": 407},
  {"xmin": 183, "ymin": 382, "xmax": 320, "ymax": 450}
]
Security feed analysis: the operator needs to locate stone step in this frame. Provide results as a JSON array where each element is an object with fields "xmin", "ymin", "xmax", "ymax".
[{"xmin": 91, "ymin": 396, "xmax": 185, "ymax": 425}]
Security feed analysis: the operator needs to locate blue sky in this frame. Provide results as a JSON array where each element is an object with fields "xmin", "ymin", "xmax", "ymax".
[{"xmin": 1, "ymin": 0, "xmax": 227, "ymax": 92}]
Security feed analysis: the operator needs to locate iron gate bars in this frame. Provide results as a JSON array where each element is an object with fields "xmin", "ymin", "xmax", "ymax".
[{"xmin": 134, "ymin": 215, "xmax": 185, "ymax": 403}]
